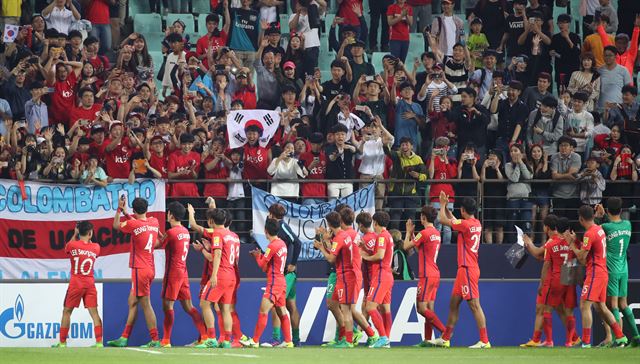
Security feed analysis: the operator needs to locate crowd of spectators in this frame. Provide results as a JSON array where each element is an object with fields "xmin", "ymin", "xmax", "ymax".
[{"xmin": 1, "ymin": 0, "xmax": 640, "ymax": 244}]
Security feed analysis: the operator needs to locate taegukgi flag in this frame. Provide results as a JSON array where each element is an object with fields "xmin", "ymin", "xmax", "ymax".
[{"xmin": 226, "ymin": 109, "xmax": 280, "ymax": 149}]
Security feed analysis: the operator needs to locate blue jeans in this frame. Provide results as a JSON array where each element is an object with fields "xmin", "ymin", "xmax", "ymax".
[
  {"xmin": 506, "ymin": 199, "xmax": 533, "ymax": 243},
  {"xmin": 495, "ymin": 137, "xmax": 510, "ymax": 166},
  {"xmin": 90, "ymin": 24, "xmax": 112, "ymax": 56},
  {"xmin": 389, "ymin": 40, "xmax": 409, "ymax": 63},
  {"xmin": 431, "ymin": 201, "xmax": 454, "ymax": 244}
]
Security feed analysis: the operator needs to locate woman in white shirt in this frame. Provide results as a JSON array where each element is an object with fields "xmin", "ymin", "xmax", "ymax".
[
  {"xmin": 267, "ymin": 142, "xmax": 308, "ymax": 199},
  {"xmin": 42, "ymin": 0, "xmax": 81, "ymax": 35},
  {"xmin": 355, "ymin": 114, "xmax": 394, "ymax": 209},
  {"xmin": 289, "ymin": 0, "xmax": 324, "ymax": 77}
]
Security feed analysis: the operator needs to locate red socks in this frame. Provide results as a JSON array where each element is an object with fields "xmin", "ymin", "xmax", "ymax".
[
  {"xmin": 423, "ymin": 309, "xmax": 445, "ymax": 333},
  {"xmin": 582, "ymin": 328, "xmax": 591, "ymax": 345},
  {"xmin": 94, "ymin": 325, "xmax": 103, "ymax": 343},
  {"xmin": 188, "ymin": 308, "xmax": 207, "ymax": 339},
  {"xmin": 60, "ymin": 327, "xmax": 69, "ymax": 343},
  {"xmin": 442, "ymin": 326, "xmax": 453, "ymax": 341},
  {"xmin": 280, "ymin": 313, "xmax": 292, "ymax": 343},
  {"xmin": 479, "ymin": 327, "xmax": 489, "ymax": 344},
  {"xmin": 368, "ymin": 310, "xmax": 387, "ymax": 337},
  {"xmin": 566, "ymin": 315, "xmax": 576, "ymax": 343},
  {"xmin": 149, "ymin": 328, "xmax": 159, "ymax": 341},
  {"xmin": 424, "ymin": 322, "xmax": 433, "ymax": 341},
  {"xmin": 532, "ymin": 330, "xmax": 542, "ymax": 343},
  {"xmin": 611, "ymin": 322, "xmax": 624, "ymax": 339},
  {"xmin": 345, "ymin": 329, "xmax": 354, "ymax": 343},
  {"xmin": 253, "ymin": 313, "xmax": 268, "ymax": 343},
  {"xmin": 543, "ymin": 312, "xmax": 553, "ymax": 342},
  {"xmin": 122, "ymin": 324, "xmax": 133, "ymax": 339},
  {"xmin": 162, "ymin": 309, "xmax": 175, "ymax": 343},
  {"xmin": 215, "ymin": 310, "xmax": 224, "ymax": 341},
  {"xmin": 339, "ymin": 326, "xmax": 346, "ymax": 340},
  {"xmin": 383, "ymin": 311, "xmax": 393, "ymax": 337},
  {"xmin": 223, "ymin": 331, "xmax": 232, "ymax": 342},
  {"xmin": 365, "ymin": 326, "xmax": 375, "ymax": 338},
  {"xmin": 207, "ymin": 327, "xmax": 216, "ymax": 340},
  {"xmin": 231, "ymin": 311, "xmax": 243, "ymax": 341}
]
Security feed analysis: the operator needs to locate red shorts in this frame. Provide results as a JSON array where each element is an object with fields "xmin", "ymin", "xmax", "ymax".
[
  {"xmin": 64, "ymin": 281, "xmax": 98, "ymax": 308},
  {"xmin": 333, "ymin": 277, "xmax": 360, "ymax": 305},
  {"xmin": 131, "ymin": 267, "xmax": 154, "ymax": 297},
  {"xmin": 366, "ymin": 279, "xmax": 393, "ymax": 305},
  {"xmin": 264, "ymin": 284, "xmax": 286, "ymax": 307},
  {"xmin": 417, "ymin": 276, "xmax": 440, "ymax": 303},
  {"xmin": 162, "ymin": 274, "xmax": 191, "ymax": 301},
  {"xmin": 201, "ymin": 278, "xmax": 235, "ymax": 304},
  {"xmin": 452, "ymin": 267, "xmax": 480, "ymax": 300},
  {"xmin": 581, "ymin": 274, "xmax": 608, "ymax": 303},
  {"xmin": 537, "ymin": 282, "xmax": 577, "ymax": 308}
]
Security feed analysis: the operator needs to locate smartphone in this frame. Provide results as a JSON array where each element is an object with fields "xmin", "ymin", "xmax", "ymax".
[
  {"xmin": 0, "ymin": 161, "xmax": 8, "ymax": 168},
  {"xmin": 514, "ymin": 57, "xmax": 524, "ymax": 63},
  {"xmin": 365, "ymin": 75, "xmax": 374, "ymax": 82},
  {"xmin": 355, "ymin": 105, "xmax": 367, "ymax": 112},
  {"xmin": 45, "ymin": 87, "xmax": 55, "ymax": 93}
]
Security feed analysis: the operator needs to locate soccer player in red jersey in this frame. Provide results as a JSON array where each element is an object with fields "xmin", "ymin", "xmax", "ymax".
[
  {"xmin": 355, "ymin": 212, "xmax": 378, "ymax": 346},
  {"xmin": 107, "ymin": 196, "xmax": 161, "ymax": 348},
  {"xmin": 404, "ymin": 206, "xmax": 446, "ymax": 347},
  {"xmin": 159, "ymin": 202, "xmax": 207, "ymax": 348},
  {"xmin": 223, "ymin": 210, "xmax": 246, "ymax": 347},
  {"xmin": 521, "ymin": 215, "xmax": 579, "ymax": 347},
  {"xmin": 241, "ymin": 218, "xmax": 293, "ymax": 348},
  {"xmin": 52, "ymin": 221, "xmax": 103, "ymax": 348},
  {"xmin": 430, "ymin": 192, "xmax": 490, "ymax": 349},
  {"xmin": 567, "ymin": 206, "xmax": 628, "ymax": 348},
  {"xmin": 360, "ymin": 211, "xmax": 394, "ymax": 348}
]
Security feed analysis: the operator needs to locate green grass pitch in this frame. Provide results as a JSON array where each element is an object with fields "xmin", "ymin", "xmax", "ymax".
[{"xmin": 1, "ymin": 347, "xmax": 638, "ymax": 364}]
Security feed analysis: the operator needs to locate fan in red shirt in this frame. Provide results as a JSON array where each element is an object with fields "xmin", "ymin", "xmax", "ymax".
[
  {"xmin": 168, "ymin": 133, "xmax": 201, "ymax": 197},
  {"xmin": 298, "ymin": 132, "xmax": 327, "ymax": 202},
  {"xmin": 404, "ymin": 206, "xmax": 446, "ymax": 346},
  {"xmin": 430, "ymin": 192, "xmax": 490, "ymax": 348},
  {"xmin": 46, "ymin": 59, "xmax": 81, "ymax": 127},
  {"xmin": 522, "ymin": 215, "xmax": 579, "ymax": 348},
  {"xmin": 104, "ymin": 121, "xmax": 133, "ymax": 178},
  {"xmin": 386, "ymin": 0, "xmax": 413, "ymax": 62},
  {"xmin": 232, "ymin": 71, "xmax": 257, "ymax": 109},
  {"xmin": 242, "ymin": 121, "xmax": 272, "ymax": 184},
  {"xmin": 202, "ymin": 137, "xmax": 230, "ymax": 201},
  {"xmin": 338, "ymin": 0, "xmax": 363, "ymax": 27},
  {"xmin": 427, "ymin": 138, "xmax": 457, "ymax": 204},
  {"xmin": 360, "ymin": 211, "xmax": 395, "ymax": 348},
  {"xmin": 107, "ymin": 196, "xmax": 161, "ymax": 348},
  {"xmin": 147, "ymin": 135, "xmax": 169, "ymax": 178},
  {"xmin": 69, "ymin": 88, "xmax": 103, "ymax": 129},
  {"xmin": 52, "ymin": 221, "xmax": 103, "ymax": 348},
  {"xmin": 159, "ymin": 202, "xmax": 207, "ymax": 348},
  {"xmin": 241, "ymin": 218, "xmax": 293, "ymax": 348},
  {"xmin": 568, "ymin": 206, "xmax": 628, "ymax": 347},
  {"xmin": 196, "ymin": 10, "xmax": 230, "ymax": 69},
  {"xmin": 89, "ymin": 124, "xmax": 108, "ymax": 163}
]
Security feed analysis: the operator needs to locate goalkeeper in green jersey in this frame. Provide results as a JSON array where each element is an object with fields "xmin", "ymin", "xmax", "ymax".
[{"xmin": 595, "ymin": 198, "xmax": 640, "ymax": 347}]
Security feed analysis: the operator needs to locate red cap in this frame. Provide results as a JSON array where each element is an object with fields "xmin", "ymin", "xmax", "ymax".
[
  {"xmin": 283, "ymin": 61, "xmax": 296, "ymax": 70},
  {"xmin": 244, "ymin": 119, "xmax": 264, "ymax": 132}
]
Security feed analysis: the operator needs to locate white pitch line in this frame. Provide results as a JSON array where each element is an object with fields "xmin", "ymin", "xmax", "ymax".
[
  {"xmin": 186, "ymin": 352, "xmax": 260, "ymax": 359},
  {"xmin": 125, "ymin": 347, "xmax": 163, "ymax": 355}
]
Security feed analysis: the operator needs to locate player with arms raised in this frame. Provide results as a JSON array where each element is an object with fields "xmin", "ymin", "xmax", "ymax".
[
  {"xmin": 52, "ymin": 221, "xmax": 103, "ymax": 348},
  {"xmin": 566, "ymin": 205, "xmax": 627, "ymax": 348},
  {"xmin": 159, "ymin": 202, "xmax": 207, "ymax": 347},
  {"xmin": 108, "ymin": 196, "xmax": 161, "ymax": 348},
  {"xmin": 241, "ymin": 218, "xmax": 293, "ymax": 348},
  {"xmin": 404, "ymin": 206, "xmax": 445, "ymax": 347},
  {"xmin": 430, "ymin": 192, "xmax": 491, "ymax": 349}
]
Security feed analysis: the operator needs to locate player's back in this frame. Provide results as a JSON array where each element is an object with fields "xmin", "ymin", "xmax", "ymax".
[
  {"xmin": 544, "ymin": 235, "xmax": 573, "ymax": 284},
  {"xmin": 266, "ymin": 238, "xmax": 287, "ymax": 287},
  {"xmin": 220, "ymin": 228, "xmax": 241, "ymax": 280},
  {"xmin": 602, "ymin": 220, "xmax": 631, "ymax": 274},
  {"xmin": 66, "ymin": 240, "xmax": 100, "ymax": 285},
  {"xmin": 332, "ymin": 230, "xmax": 354, "ymax": 277},
  {"xmin": 122, "ymin": 216, "xmax": 160, "ymax": 270},
  {"xmin": 584, "ymin": 224, "xmax": 608, "ymax": 276},
  {"xmin": 453, "ymin": 218, "xmax": 481, "ymax": 270},
  {"xmin": 226, "ymin": 229, "xmax": 241, "ymax": 276},
  {"xmin": 344, "ymin": 228, "xmax": 362, "ymax": 276},
  {"xmin": 371, "ymin": 229, "xmax": 394, "ymax": 282},
  {"xmin": 164, "ymin": 225, "xmax": 190, "ymax": 277},
  {"xmin": 360, "ymin": 231, "xmax": 377, "ymax": 280},
  {"xmin": 415, "ymin": 226, "xmax": 441, "ymax": 278}
]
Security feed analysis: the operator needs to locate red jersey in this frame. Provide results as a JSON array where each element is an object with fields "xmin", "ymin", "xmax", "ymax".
[
  {"xmin": 359, "ymin": 231, "xmax": 378, "ymax": 279},
  {"xmin": 89, "ymin": 140, "xmax": 107, "ymax": 164},
  {"xmin": 242, "ymin": 144, "xmax": 270, "ymax": 180},
  {"xmin": 168, "ymin": 150, "xmax": 201, "ymax": 197},
  {"xmin": 162, "ymin": 225, "xmax": 190, "ymax": 277},
  {"xmin": 338, "ymin": 0, "xmax": 362, "ymax": 26},
  {"xmin": 232, "ymin": 85, "xmax": 257, "ymax": 110},
  {"xmin": 204, "ymin": 227, "xmax": 239, "ymax": 281},
  {"xmin": 200, "ymin": 228, "xmax": 214, "ymax": 286},
  {"xmin": 343, "ymin": 228, "xmax": 361, "ymax": 278},
  {"xmin": 582, "ymin": 224, "xmax": 608, "ymax": 277},
  {"xmin": 257, "ymin": 238, "xmax": 287, "ymax": 287},
  {"xmin": 86, "ymin": 0, "xmax": 110, "ymax": 24},
  {"xmin": 120, "ymin": 216, "xmax": 160, "ymax": 270},
  {"xmin": 298, "ymin": 151, "xmax": 327, "ymax": 198},
  {"xmin": 330, "ymin": 230, "xmax": 354, "ymax": 280},
  {"xmin": 427, "ymin": 156, "xmax": 456, "ymax": 202},
  {"xmin": 543, "ymin": 234, "xmax": 574, "ymax": 285},
  {"xmin": 196, "ymin": 31, "xmax": 228, "ymax": 69},
  {"xmin": 451, "ymin": 218, "xmax": 482, "ymax": 269},
  {"xmin": 149, "ymin": 151, "xmax": 168, "ymax": 178},
  {"xmin": 412, "ymin": 226, "xmax": 441, "ymax": 278},
  {"xmin": 69, "ymin": 104, "xmax": 102, "ymax": 129},
  {"xmin": 370, "ymin": 229, "xmax": 394, "ymax": 282},
  {"xmin": 104, "ymin": 137, "xmax": 132, "ymax": 178},
  {"xmin": 202, "ymin": 155, "xmax": 229, "ymax": 197},
  {"xmin": 387, "ymin": 4, "xmax": 412, "ymax": 41},
  {"xmin": 65, "ymin": 240, "xmax": 100, "ymax": 284},
  {"xmin": 48, "ymin": 71, "xmax": 77, "ymax": 126}
]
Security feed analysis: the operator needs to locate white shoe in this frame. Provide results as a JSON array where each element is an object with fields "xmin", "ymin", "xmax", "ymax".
[
  {"xmin": 468, "ymin": 341, "xmax": 491, "ymax": 349},
  {"xmin": 260, "ymin": 342, "xmax": 273, "ymax": 348},
  {"xmin": 240, "ymin": 338, "xmax": 258, "ymax": 348},
  {"xmin": 428, "ymin": 337, "xmax": 450, "ymax": 348}
]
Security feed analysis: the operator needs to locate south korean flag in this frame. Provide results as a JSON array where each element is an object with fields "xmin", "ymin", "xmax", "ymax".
[{"xmin": 227, "ymin": 109, "xmax": 281, "ymax": 149}]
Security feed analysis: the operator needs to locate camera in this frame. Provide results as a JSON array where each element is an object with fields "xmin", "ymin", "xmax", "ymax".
[{"xmin": 433, "ymin": 148, "xmax": 446, "ymax": 156}]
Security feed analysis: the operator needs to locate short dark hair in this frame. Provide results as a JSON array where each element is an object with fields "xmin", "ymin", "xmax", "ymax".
[
  {"xmin": 572, "ymin": 91, "xmax": 589, "ymax": 102},
  {"xmin": 339, "ymin": 207, "xmax": 355, "ymax": 225},
  {"xmin": 167, "ymin": 201, "xmax": 186, "ymax": 221},
  {"xmin": 621, "ymin": 85, "xmax": 638, "ymax": 96},
  {"xmin": 604, "ymin": 45, "xmax": 618, "ymax": 54},
  {"xmin": 461, "ymin": 198, "xmax": 477, "ymax": 215},
  {"xmin": 265, "ymin": 217, "xmax": 280, "ymax": 236},
  {"xmin": 509, "ymin": 80, "xmax": 524, "ymax": 91},
  {"xmin": 557, "ymin": 135, "xmax": 577, "ymax": 148},
  {"xmin": 421, "ymin": 206, "xmax": 438, "ymax": 223},
  {"xmin": 356, "ymin": 212, "xmax": 372, "ymax": 228},
  {"xmin": 538, "ymin": 72, "xmax": 552, "ymax": 82},
  {"xmin": 206, "ymin": 13, "xmax": 219, "ymax": 24},
  {"xmin": 460, "ymin": 87, "xmax": 477, "ymax": 98},
  {"xmin": 606, "ymin": 197, "xmax": 623, "ymax": 216},
  {"xmin": 557, "ymin": 217, "xmax": 570, "ymax": 233},
  {"xmin": 76, "ymin": 221, "xmax": 93, "ymax": 237},
  {"xmin": 540, "ymin": 95, "xmax": 558, "ymax": 108},
  {"xmin": 268, "ymin": 203, "xmax": 286, "ymax": 219},
  {"xmin": 543, "ymin": 214, "xmax": 558, "ymax": 230},
  {"xmin": 372, "ymin": 211, "xmax": 390, "ymax": 228},
  {"xmin": 579, "ymin": 205, "xmax": 594, "ymax": 221},
  {"xmin": 334, "ymin": 203, "xmax": 349, "ymax": 213},
  {"xmin": 79, "ymin": 87, "xmax": 95, "ymax": 97},
  {"xmin": 224, "ymin": 209, "xmax": 233, "ymax": 227},
  {"xmin": 330, "ymin": 60, "xmax": 346, "ymax": 71},
  {"xmin": 331, "ymin": 123, "xmax": 348, "ymax": 134},
  {"xmin": 132, "ymin": 197, "xmax": 148, "ymax": 214},
  {"xmin": 325, "ymin": 211, "xmax": 341, "ymax": 229},
  {"xmin": 180, "ymin": 132, "xmax": 195, "ymax": 144}
]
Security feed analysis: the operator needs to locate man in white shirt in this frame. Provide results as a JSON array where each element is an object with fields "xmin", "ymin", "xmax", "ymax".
[{"xmin": 42, "ymin": 0, "xmax": 81, "ymax": 35}]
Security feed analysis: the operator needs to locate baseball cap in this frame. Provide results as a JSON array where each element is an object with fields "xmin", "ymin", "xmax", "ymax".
[
  {"xmin": 442, "ymin": 0, "xmax": 454, "ymax": 4},
  {"xmin": 309, "ymin": 132, "xmax": 324, "ymax": 144},
  {"xmin": 91, "ymin": 124, "xmax": 106, "ymax": 133},
  {"xmin": 283, "ymin": 61, "xmax": 296, "ymax": 70},
  {"xmin": 109, "ymin": 120, "xmax": 123, "ymax": 130},
  {"xmin": 483, "ymin": 49, "xmax": 498, "ymax": 58},
  {"xmin": 352, "ymin": 39, "xmax": 366, "ymax": 48}
]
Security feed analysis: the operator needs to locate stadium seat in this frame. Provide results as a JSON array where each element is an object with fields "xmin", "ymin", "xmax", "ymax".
[
  {"xmin": 144, "ymin": 32, "xmax": 165, "ymax": 53},
  {"xmin": 167, "ymin": 13, "xmax": 195, "ymax": 35},
  {"xmin": 319, "ymin": 51, "xmax": 336, "ymax": 72},
  {"xmin": 279, "ymin": 14, "xmax": 290, "ymax": 35},
  {"xmin": 320, "ymin": 70, "xmax": 332, "ymax": 83},
  {"xmin": 192, "ymin": 0, "xmax": 211, "ymax": 14},
  {"xmin": 149, "ymin": 51, "xmax": 165, "ymax": 75},
  {"xmin": 409, "ymin": 33, "xmax": 425, "ymax": 53},
  {"xmin": 370, "ymin": 52, "xmax": 388, "ymax": 71},
  {"xmin": 134, "ymin": 13, "xmax": 162, "ymax": 34},
  {"xmin": 198, "ymin": 13, "xmax": 210, "ymax": 36},
  {"xmin": 129, "ymin": 1, "xmax": 151, "ymax": 15}
]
